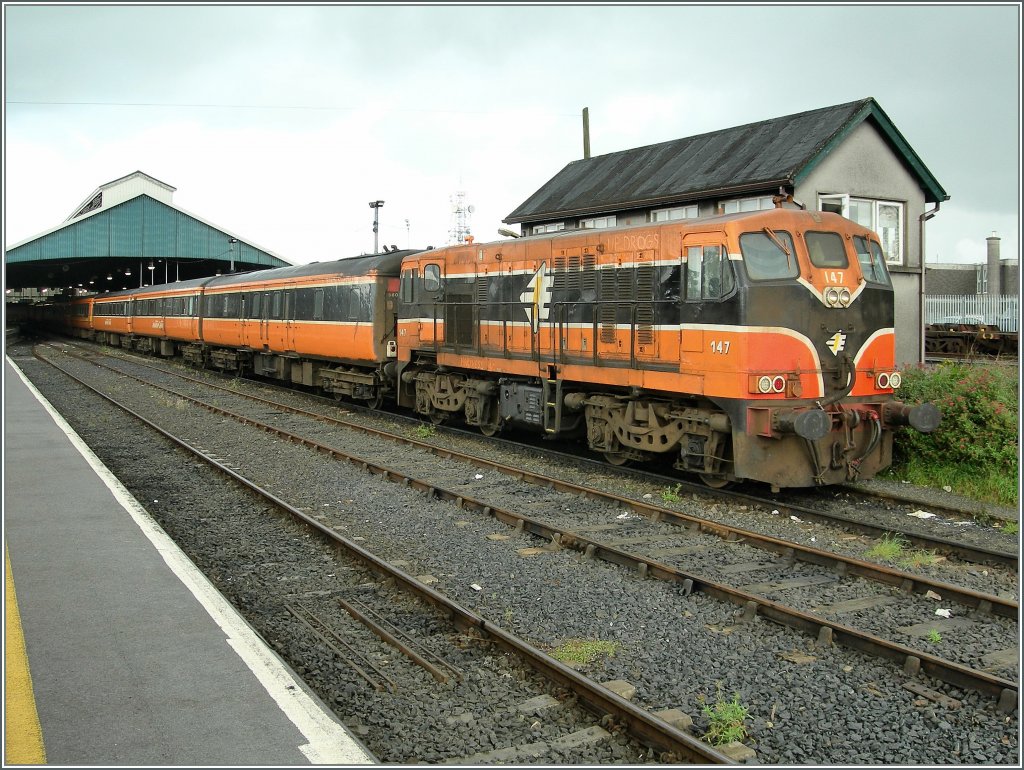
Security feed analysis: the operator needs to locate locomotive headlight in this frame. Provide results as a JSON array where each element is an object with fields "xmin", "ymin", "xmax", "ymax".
[
  {"xmin": 839, "ymin": 288, "xmax": 852, "ymax": 307},
  {"xmin": 757, "ymin": 375, "xmax": 773, "ymax": 394},
  {"xmin": 889, "ymin": 372, "xmax": 902, "ymax": 389},
  {"xmin": 824, "ymin": 287, "xmax": 841, "ymax": 306}
]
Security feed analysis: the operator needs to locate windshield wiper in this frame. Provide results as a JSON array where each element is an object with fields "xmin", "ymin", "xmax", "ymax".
[{"xmin": 764, "ymin": 226, "xmax": 792, "ymax": 270}]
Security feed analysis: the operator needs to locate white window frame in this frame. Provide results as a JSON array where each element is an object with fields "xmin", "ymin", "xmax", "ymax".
[
  {"xmin": 720, "ymin": 195, "xmax": 775, "ymax": 214},
  {"xmin": 579, "ymin": 215, "xmax": 617, "ymax": 229},
  {"xmin": 531, "ymin": 222, "xmax": 566, "ymax": 235},
  {"xmin": 651, "ymin": 204, "xmax": 699, "ymax": 222},
  {"xmin": 977, "ymin": 264, "xmax": 988, "ymax": 294},
  {"xmin": 817, "ymin": 193, "xmax": 905, "ymax": 266}
]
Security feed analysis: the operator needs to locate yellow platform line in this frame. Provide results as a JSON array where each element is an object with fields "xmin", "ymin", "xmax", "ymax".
[{"xmin": 5, "ymin": 542, "xmax": 47, "ymax": 764}]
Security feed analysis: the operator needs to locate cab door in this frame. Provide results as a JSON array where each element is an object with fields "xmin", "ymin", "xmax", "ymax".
[{"xmin": 680, "ymin": 231, "xmax": 735, "ymax": 377}]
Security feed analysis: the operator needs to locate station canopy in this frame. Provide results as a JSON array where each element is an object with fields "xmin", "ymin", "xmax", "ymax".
[{"xmin": 4, "ymin": 171, "xmax": 291, "ymax": 295}]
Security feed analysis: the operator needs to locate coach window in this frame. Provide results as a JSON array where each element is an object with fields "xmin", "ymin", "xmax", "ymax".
[
  {"xmin": 313, "ymin": 289, "xmax": 325, "ymax": 320},
  {"xmin": 250, "ymin": 292, "xmax": 261, "ymax": 319},
  {"xmin": 400, "ymin": 269, "xmax": 417, "ymax": 302},
  {"xmin": 423, "ymin": 263, "xmax": 442, "ymax": 293},
  {"xmin": 272, "ymin": 291, "xmax": 282, "ymax": 319},
  {"xmin": 805, "ymin": 232, "xmax": 848, "ymax": 269}
]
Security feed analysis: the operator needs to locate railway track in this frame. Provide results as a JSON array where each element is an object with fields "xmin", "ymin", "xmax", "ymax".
[
  {"xmin": 44, "ymin": 338, "xmax": 1019, "ymax": 570},
  {"xmin": 34, "ymin": 341, "xmax": 1019, "ymax": 715},
  {"xmin": 28, "ymin": 345, "xmax": 728, "ymax": 765}
]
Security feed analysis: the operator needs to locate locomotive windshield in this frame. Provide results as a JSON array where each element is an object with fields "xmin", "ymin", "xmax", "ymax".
[
  {"xmin": 739, "ymin": 229, "xmax": 798, "ymax": 280},
  {"xmin": 854, "ymin": 235, "xmax": 892, "ymax": 286},
  {"xmin": 805, "ymin": 232, "xmax": 849, "ymax": 268}
]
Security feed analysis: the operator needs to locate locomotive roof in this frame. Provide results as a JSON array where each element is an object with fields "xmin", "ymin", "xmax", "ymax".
[{"xmin": 92, "ymin": 250, "xmax": 422, "ymax": 299}]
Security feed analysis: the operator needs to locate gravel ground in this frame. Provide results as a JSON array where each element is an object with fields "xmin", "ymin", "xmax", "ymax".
[{"xmin": 12, "ymin": 341, "xmax": 1020, "ymax": 765}]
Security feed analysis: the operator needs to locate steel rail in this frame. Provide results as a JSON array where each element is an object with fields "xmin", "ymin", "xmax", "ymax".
[{"xmin": 34, "ymin": 351, "xmax": 732, "ymax": 765}]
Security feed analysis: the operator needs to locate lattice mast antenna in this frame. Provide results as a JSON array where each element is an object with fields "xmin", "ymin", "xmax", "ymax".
[{"xmin": 448, "ymin": 190, "xmax": 474, "ymax": 245}]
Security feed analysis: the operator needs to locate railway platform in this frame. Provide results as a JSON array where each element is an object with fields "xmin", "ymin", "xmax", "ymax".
[{"xmin": 3, "ymin": 355, "xmax": 375, "ymax": 765}]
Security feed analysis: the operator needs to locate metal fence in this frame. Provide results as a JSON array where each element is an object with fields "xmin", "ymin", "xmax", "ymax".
[{"xmin": 925, "ymin": 295, "xmax": 1019, "ymax": 333}]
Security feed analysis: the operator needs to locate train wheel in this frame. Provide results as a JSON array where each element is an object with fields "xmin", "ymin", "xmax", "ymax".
[
  {"xmin": 364, "ymin": 391, "xmax": 383, "ymax": 410},
  {"xmin": 699, "ymin": 473, "xmax": 730, "ymax": 489},
  {"xmin": 479, "ymin": 420, "xmax": 502, "ymax": 437},
  {"xmin": 603, "ymin": 451, "xmax": 631, "ymax": 467},
  {"xmin": 428, "ymin": 410, "xmax": 448, "ymax": 426}
]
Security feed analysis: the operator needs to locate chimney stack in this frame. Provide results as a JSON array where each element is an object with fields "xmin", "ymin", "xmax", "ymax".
[{"xmin": 986, "ymin": 232, "xmax": 1001, "ymax": 295}]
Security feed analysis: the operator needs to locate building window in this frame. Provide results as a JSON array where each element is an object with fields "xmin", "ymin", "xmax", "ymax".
[
  {"xmin": 579, "ymin": 215, "xmax": 616, "ymax": 229},
  {"xmin": 651, "ymin": 205, "xmax": 698, "ymax": 222},
  {"xmin": 531, "ymin": 223, "xmax": 565, "ymax": 235},
  {"xmin": 818, "ymin": 194, "xmax": 905, "ymax": 265},
  {"xmin": 720, "ymin": 196, "xmax": 774, "ymax": 214},
  {"xmin": 977, "ymin": 264, "xmax": 988, "ymax": 294}
]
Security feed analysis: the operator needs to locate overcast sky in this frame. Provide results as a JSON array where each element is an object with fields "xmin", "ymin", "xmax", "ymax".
[{"xmin": 3, "ymin": 3, "xmax": 1020, "ymax": 269}]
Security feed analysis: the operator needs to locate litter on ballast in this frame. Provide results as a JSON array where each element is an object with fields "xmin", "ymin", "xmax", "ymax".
[
  {"xmin": 908, "ymin": 510, "xmax": 936, "ymax": 519},
  {"xmin": 935, "ymin": 608, "xmax": 952, "ymax": 618}
]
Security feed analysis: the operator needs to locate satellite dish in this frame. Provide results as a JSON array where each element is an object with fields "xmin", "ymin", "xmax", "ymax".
[{"xmin": 468, "ymin": 205, "xmax": 475, "ymax": 213}]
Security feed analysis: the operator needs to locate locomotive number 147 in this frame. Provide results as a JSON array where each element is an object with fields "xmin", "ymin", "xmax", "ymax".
[{"xmin": 709, "ymin": 340, "xmax": 731, "ymax": 354}]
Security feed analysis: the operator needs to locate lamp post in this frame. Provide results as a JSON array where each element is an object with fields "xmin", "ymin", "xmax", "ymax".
[
  {"xmin": 228, "ymin": 238, "xmax": 238, "ymax": 273},
  {"xmin": 369, "ymin": 200, "xmax": 385, "ymax": 253}
]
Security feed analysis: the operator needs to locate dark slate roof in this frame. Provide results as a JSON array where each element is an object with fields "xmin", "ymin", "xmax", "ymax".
[{"xmin": 505, "ymin": 98, "xmax": 948, "ymax": 224}]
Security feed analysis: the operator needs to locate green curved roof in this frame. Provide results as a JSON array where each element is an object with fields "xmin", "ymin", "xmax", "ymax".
[{"xmin": 5, "ymin": 193, "xmax": 290, "ymax": 291}]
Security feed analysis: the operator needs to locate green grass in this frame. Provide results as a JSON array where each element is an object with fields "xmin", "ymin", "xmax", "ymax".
[
  {"xmin": 898, "ymin": 549, "xmax": 941, "ymax": 569},
  {"xmin": 701, "ymin": 691, "xmax": 749, "ymax": 746},
  {"xmin": 412, "ymin": 424, "xmax": 437, "ymax": 439},
  {"xmin": 865, "ymin": 533, "xmax": 910, "ymax": 561},
  {"xmin": 927, "ymin": 629, "xmax": 942, "ymax": 644},
  {"xmin": 550, "ymin": 639, "xmax": 620, "ymax": 666},
  {"xmin": 661, "ymin": 484, "xmax": 683, "ymax": 504},
  {"xmin": 889, "ymin": 362, "xmax": 1018, "ymax": 508},
  {"xmin": 1000, "ymin": 521, "xmax": 1019, "ymax": 536}
]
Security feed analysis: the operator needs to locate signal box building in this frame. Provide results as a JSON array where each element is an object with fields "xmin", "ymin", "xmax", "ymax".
[{"xmin": 504, "ymin": 98, "xmax": 949, "ymax": 366}]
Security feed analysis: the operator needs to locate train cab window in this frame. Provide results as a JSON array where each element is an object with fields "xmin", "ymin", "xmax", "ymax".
[
  {"xmin": 739, "ymin": 229, "xmax": 799, "ymax": 280},
  {"xmin": 685, "ymin": 245, "xmax": 735, "ymax": 301},
  {"xmin": 854, "ymin": 236, "xmax": 892, "ymax": 286},
  {"xmin": 805, "ymin": 232, "xmax": 848, "ymax": 268},
  {"xmin": 423, "ymin": 264, "xmax": 442, "ymax": 293}
]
